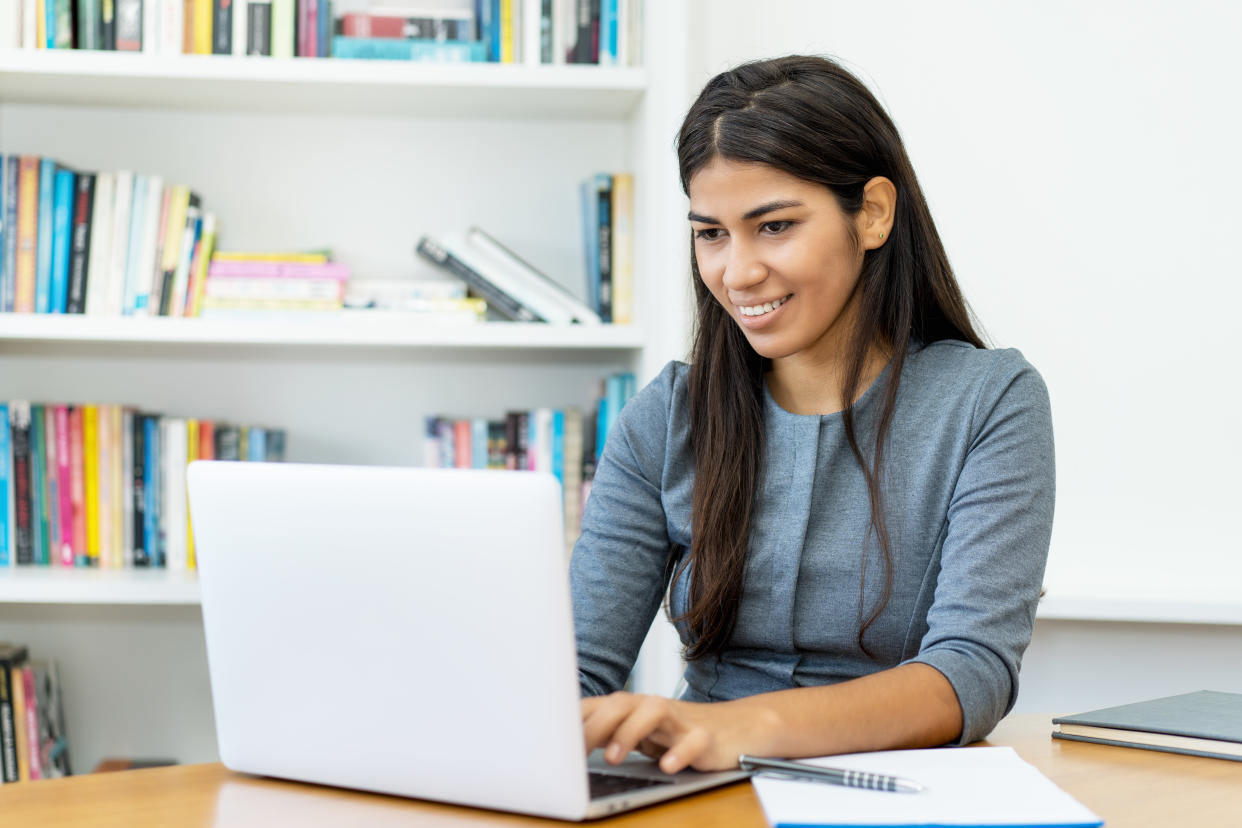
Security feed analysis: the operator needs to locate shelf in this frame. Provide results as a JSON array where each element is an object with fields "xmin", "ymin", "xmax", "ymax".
[
  {"xmin": 0, "ymin": 49, "xmax": 647, "ymax": 119},
  {"xmin": 1036, "ymin": 590, "xmax": 1242, "ymax": 625},
  {"xmin": 0, "ymin": 313, "xmax": 645, "ymax": 351},
  {"xmin": 0, "ymin": 567, "xmax": 201, "ymax": 605}
]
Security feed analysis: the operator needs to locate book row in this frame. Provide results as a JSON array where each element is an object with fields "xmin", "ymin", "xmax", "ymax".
[
  {"xmin": 0, "ymin": 154, "xmax": 218, "ymax": 317},
  {"xmin": 0, "ymin": 401, "xmax": 287, "ymax": 569},
  {"xmin": 422, "ymin": 371, "xmax": 635, "ymax": 554},
  {"xmin": 0, "ymin": 643, "xmax": 71, "ymax": 784},
  {"xmin": 3, "ymin": 0, "xmax": 644, "ymax": 66}
]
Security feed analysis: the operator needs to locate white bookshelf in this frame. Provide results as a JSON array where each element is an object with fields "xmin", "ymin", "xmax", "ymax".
[{"xmin": 0, "ymin": 3, "xmax": 692, "ymax": 773}]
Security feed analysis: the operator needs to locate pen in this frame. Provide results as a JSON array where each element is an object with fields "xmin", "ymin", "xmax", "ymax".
[{"xmin": 738, "ymin": 755, "xmax": 926, "ymax": 793}]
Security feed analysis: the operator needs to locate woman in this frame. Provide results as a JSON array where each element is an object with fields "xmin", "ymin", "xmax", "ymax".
[{"xmin": 571, "ymin": 56, "xmax": 1054, "ymax": 774}]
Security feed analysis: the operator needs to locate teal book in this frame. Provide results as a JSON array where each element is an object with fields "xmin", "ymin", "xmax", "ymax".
[
  {"xmin": 331, "ymin": 37, "xmax": 487, "ymax": 62},
  {"xmin": 35, "ymin": 159, "xmax": 56, "ymax": 313},
  {"xmin": 30, "ymin": 404, "xmax": 48, "ymax": 565},
  {"xmin": 49, "ymin": 167, "xmax": 76, "ymax": 314},
  {"xmin": 1053, "ymin": 690, "xmax": 1242, "ymax": 762}
]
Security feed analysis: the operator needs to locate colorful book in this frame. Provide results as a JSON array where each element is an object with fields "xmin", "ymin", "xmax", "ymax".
[
  {"xmin": 270, "ymin": 0, "xmax": 293, "ymax": 57},
  {"xmin": 331, "ymin": 36, "xmax": 487, "ymax": 62},
  {"xmin": 142, "ymin": 414, "xmax": 162, "ymax": 566},
  {"xmin": 34, "ymin": 159, "xmax": 56, "ymax": 313},
  {"xmin": 133, "ymin": 175, "xmax": 164, "ymax": 315},
  {"xmin": 20, "ymin": 667, "xmax": 42, "ymax": 780},
  {"xmin": 594, "ymin": 172, "xmax": 613, "ymax": 323},
  {"xmin": 54, "ymin": 405, "xmax": 73, "ymax": 566},
  {"xmin": 82, "ymin": 403, "xmax": 99, "ymax": 565},
  {"xmin": 131, "ymin": 412, "xmax": 147, "ymax": 566},
  {"xmin": 0, "ymin": 643, "xmax": 28, "ymax": 783},
  {"xmin": 48, "ymin": 167, "xmax": 75, "ymax": 314},
  {"xmin": 162, "ymin": 418, "xmax": 187, "ymax": 571}
]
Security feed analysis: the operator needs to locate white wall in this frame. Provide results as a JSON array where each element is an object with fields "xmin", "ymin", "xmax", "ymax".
[{"xmin": 688, "ymin": 0, "xmax": 1242, "ymax": 604}]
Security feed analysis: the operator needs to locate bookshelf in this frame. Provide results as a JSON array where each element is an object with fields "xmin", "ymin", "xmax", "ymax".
[{"xmin": 0, "ymin": 4, "xmax": 692, "ymax": 774}]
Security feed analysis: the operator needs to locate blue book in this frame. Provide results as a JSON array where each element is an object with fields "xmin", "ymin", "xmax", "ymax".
[
  {"xmin": 49, "ymin": 167, "xmax": 75, "ymax": 314},
  {"xmin": 471, "ymin": 418, "xmax": 487, "ymax": 470},
  {"xmin": 122, "ymin": 174, "xmax": 148, "ymax": 315},
  {"xmin": 143, "ymin": 416, "xmax": 161, "ymax": 568},
  {"xmin": 551, "ymin": 409, "xmax": 565, "ymax": 486},
  {"xmin": 579, "ymin": 178, "xmax": 600, "ymax": 315},
  {"xmin": 0, "ymin": 403, "xmax": 9, "ymax": 566},
  {"xmin": 601, "ymin": 0, "xmax": 618, "ymax": 65},
  {"xmin": 3, "ymin": 156, "xmax": 20, "ymax": 313},
  {"xmin": 318, "ymin": 0, "xmax": 332, "ymax": 57},
  {"xmin": 594, "ymin": 396, "xmax": 607, "ymax": 464},
  {"xmin": 35, "ymin": 159, "xmax": 56, "ymax": 313},
  {"xmin": 247, "ymin": 427, "xmax": 266, "ymax": 462},
  {"xmin": 331, "ymin": 37, "xmax": 487, "ymax": 62},
  {"xmin": 45, "ymin": 0, "xmax": 55, "ymax": 48}
]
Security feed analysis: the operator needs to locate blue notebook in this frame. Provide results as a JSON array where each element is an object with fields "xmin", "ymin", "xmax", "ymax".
[{"xmin": 1053, "ymin": 690, "xmax": 1242, "ymax": 762}]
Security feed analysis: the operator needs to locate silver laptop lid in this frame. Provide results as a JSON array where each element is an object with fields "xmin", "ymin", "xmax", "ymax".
[{"xmin": 189, "ymin": 462, "xmax": 591, "ymax": 820}]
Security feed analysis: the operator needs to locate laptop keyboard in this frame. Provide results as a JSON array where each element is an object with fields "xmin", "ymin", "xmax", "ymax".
[{"xmin": 589, "ymin": 770, "xmax": 676, "ymax": 799}]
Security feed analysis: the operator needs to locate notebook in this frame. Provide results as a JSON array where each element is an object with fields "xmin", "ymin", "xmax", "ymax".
[
  {"xmin": 750, "ymin": 747, "xmax": 1102, "ymax": 828},
  {"xmin": 186, "ymin": 462, "xmax": 748, "ymax": 821},
  {"xmin": 1052, "ymin": 690, "xmax": 1242, "ymax": 762}
]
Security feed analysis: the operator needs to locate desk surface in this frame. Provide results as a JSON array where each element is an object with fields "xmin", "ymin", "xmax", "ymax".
[{"xmin": 2, "ymin": 713, "xmax": 1240, "ymax": 827}]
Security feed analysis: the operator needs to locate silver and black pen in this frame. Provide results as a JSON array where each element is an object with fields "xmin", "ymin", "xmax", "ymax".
[{"xmin": 738, "ymin": 755, "xmax": 927, "ymax": 793}]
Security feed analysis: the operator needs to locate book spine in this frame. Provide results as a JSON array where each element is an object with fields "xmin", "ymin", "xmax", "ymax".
[
  {"xmin": 133, "ymin": 175, "xmax": 164, "ymax": 315},
  {"xmin": 101, "ymin": 0, "xmax": 116, "ymax": 49},
  {"xmin": 40, "ymin": 406, "xmax": 59, "ymax": 565},
  {"xmin": 120, "ymin": 172, "xmax": 148, "ymax": 315},
  {"xmin": 595, "ymin": 173, "xmax": 612, "ymax": 322},
  {"xmin": 131, "ymin": 413, "xmax": 147, "ymax": 566},
  {"xmin": 54, "ymin": 406, "xmax": 73, "ymax": 566},
  {"xmin": 29, "ymin": 406, "xmax": 46, "ymax": 566},
  {"xmin": 120, "ymin": 409, "xmax": 133, "ymax": 567},
  {"xmin": 1, "ymin": 157, "xmax": 17, "ymax": 312},
  {"xmin": 539, "ymin": 0, "xmax": 551, "ymax": 62},
  {"xmin": 20, "ymin": 162, "xmax": 39, "ymax": 322},
  {"xmin": 47, "ymin": 168, "xmax": 74, "ymax": 314},
  {"xmin": 84, "ymin": 172, "xmax": 114, "ymax": 316},
  {"xmin": 162, "ymin": 419, "xmax": 186, "ymax": 570},
  {"xmin": 247, "ymin": 0, "xmax": 270, "ymax": 55},
  {"xmin": 159, "ymin": 0, "xmax": 183, "ymax": 54},
  {"xmin": 10, "ymin": 402, "xmax": 32, "ymax": 566},
  {"xmin": 77, "ymin": 0, "xmax": 101, "ymax": 50},
  {"xmin": 415, "ymin": 236, "xmax": 543, "ymax": 322},
  {"xmin": 34, "ymin": 159, "xmax": 56, "ymax": 313},
  {"xmin": 142, "ymin": 415, "xmax": 161, "ymax": 566},
  {"xmin": 65, "ymin": 172, "xmax": 94, "ymax": 314},
  {"xmin": 0, "ymin": 404, "xmax": 8, "ymax": 566},
  {"xmin": 212, "ymin": 0, "xmax": 232, "ymax": 53},
  {"xmin": 0, "ymin": 650, "xmax": 24, "ymax": 782},
  {"xmin": 105, "ymin": 170, "xmax": 134, "ymax": 317},
  {"xmin": 599, "ymin": 0, "xmax": 615, "ymax": 66},
  {"xmin": 522, "ymin": 0, "xmax": 539, "ymax": 65},
  {"xmin": 470, "ymin": 417, "xmax": 487, "ymax": 469},
  {"xmin": 231, "ymin": 0, "xmax": 248, "ymax": 55},
  {"xmin": 82, "ymin": 404, "xmax": 99, "ymax": 565},
  {"xmin": 551, "ymin": 408, "xmax": 565, "ymax": 485},
  {"xmin": 422, "ymin": 416, "xmax": 440, "ymax": 468},
  {"xmin": 609, "ymin": 171, "xmax": 633, "ymax": 325},
  {"xmin": 330, "ymin": 36, "xmax": 486, "ymax": 61},
  {"xmin": 453, "ymin": 419, "xmax": 470, "ymax": 468},
  {"xmin": 68, "ymin": 407, "xmax": 86, "ymax": 565},
  {"xmin": 20, "ymin": 668, "xmax": 41, "ymax": 780},
  {"xmin": 270, "ymin": 0, "xmax": 292, "ymax": 57},
  {"xmin": 114, "ymin": 0, "xmax": 142, "ymax": 49},
  {"xmin": 145, "ymin": 184, "xmax": 171, "ymax": 316},
  {"xmin": 96, "ymin": 405, "xmax": 112, "ymax": 568},
  {"xmin": 142, "ymin": 0, "xmax": 160, "ymax": 53},
  {"xmin": 316, "ymin": 0, "xmax": 329, "ymax": 57},
  {"xmin": 184, "ymin": 418, "xmax": 197, "ymax": 569}
]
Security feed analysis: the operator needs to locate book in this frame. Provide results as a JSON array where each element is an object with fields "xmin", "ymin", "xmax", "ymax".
[
  {"xmin": 30, "ymin": 660, "xmax": 71, "ymax": 777},
  {"xmin": 608, "ymin": 172, "xmax": 633, "ymax": 324},
  {"xmin": 465, "ymin": 226, "xmax": 601, "ymax": 324},
  {"xmin": 14, "ymin": 156, "xmax": 39, "ymax": 313},
  {"xmin": 331, "ymin": 36, "xmax": 486, "ymax": 61},
  {"xmin": 247, "ymin": 0, "xmax": 271, "ymax": 54},
  {"xmin": 10, "ymin": 401, "xmax": 33, "ymax": 566},
  {"xmin": 69, "ymin": 406, "xmax": 87, "ymax": 565},
  {"xmin": 115, "ymin": 0, "xmax": 142, "ymax": 50},
  {"xmin": 20, "ymin": 667, "xmax": 42, "ymax": 780},
  {"xmin": 270, "ymin": 0, "xmax": 293, "ymax": 57},
  {"xmin": 54, "ymin": 405, "xmax": 73, "ymax": 566},
  {"xmin": 34, "ymin": 159, "xmax": 55, "ymax": 312},
  {"xmin": 416, "ymin": 235, "xmax": 543, "ymax": 322},
  {"xmin": 66, "ymin": 171, "xmax": 94, "ymax": 314},
  {"xmin": 84, "ymin": 171, "xmax": 114, "ymax": 316},
  {"xmin": 2, "ymin": 156, "xmax": 17, "ymax": 313},
  {"xmin": 48, "ymin": 166, "xmax": 75, "ymax": 314},
  {"xmin": 339, "ymin": 12, "xmax": 475, "ymax": 40},
  {"xmin": 0, "ymin": 642, "xmax": 28, "ymax": 783},
  {"xmin": 1053, "ymin": 690, "xmax": 1242, "ymax": 762},
  {"xmin": 0, "ymin": 403, "xmax": 9, "ymax": 566}
]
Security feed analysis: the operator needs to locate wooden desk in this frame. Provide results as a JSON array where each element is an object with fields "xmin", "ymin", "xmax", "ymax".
[{"xmin": 1, "ymin": 714, "xmax": 1239, "ymax": 827}]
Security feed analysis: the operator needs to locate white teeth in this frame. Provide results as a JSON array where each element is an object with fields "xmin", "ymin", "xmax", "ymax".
[{"xmin": 739, "ymin": 295, "xmax": 789, "ymax": 316}]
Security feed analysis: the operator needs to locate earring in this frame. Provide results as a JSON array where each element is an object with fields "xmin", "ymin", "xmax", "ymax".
[{"xmin": 879, "ymin": 232, "xmax": 885, "ymax": 240}]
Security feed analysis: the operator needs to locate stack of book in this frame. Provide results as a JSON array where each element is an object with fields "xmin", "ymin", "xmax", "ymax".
[
  {"xmin": 3, "ymin": 1, "xmax": 645, "ymax": 66},
  {"xmin": 343, "ymin": 278, "xmax": 487, "ymax": 322},
  {"xmin": 0, "ymin": 643, "xmax": 71, "ymax": 784},
  {"xmin": 0, "ymin": 401, "xmax": 286, "ymax": 570},
  {"xmin": 417, "ymin": 226, "xmax": 601, "ymax": 324},
  {"xmin": 422, "ymin": 369, "xmax": 635, "ymax": 554},
  {"xmin": 199, "ymin": 251, "xmax": 349, "ymax": 319},
  {"xmin": 580, "ymin": 171, "xmax": 633, "ymax": 324},
  {"xmin": 0, "ymin": 154, "xmax": 217, "ymax": 318}
]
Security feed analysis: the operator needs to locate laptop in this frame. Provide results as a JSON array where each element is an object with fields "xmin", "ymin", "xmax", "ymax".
[{"xmin": 187, "ymin": 461, "xmax": 749, "ymax": 820}]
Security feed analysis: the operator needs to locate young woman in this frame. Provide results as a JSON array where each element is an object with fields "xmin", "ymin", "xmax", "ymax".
[{"xmin": 571, "ymin": 56, "xmax": 1054, "ymax": 774}]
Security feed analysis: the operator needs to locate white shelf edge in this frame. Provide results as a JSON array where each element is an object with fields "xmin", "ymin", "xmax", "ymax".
[
  {"xmin": 1036, "ymin": 594, "xmax": 1242, "ymax": 626},
  {"xmin": 0, "ymin": 568, "xmax": 201, "ymax": 605},
  {"xmin": 0, "ymin": 314, "xmax": 645, "ymax": 350}
]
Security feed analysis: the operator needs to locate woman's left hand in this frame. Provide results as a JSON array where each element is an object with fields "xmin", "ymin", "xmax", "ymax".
[{"xmin": 581, "ymin": 692, "xmax": 771, "ymax": 774}]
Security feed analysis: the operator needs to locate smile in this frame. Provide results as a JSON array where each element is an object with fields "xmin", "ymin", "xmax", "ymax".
[{"xmin": 738, "ymin": 295, "xmax": 791, "ymax": 317}]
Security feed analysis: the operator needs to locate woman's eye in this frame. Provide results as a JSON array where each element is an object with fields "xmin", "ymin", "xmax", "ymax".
[
  {"xmin": 694, "ymin": 228, "xmax": 723, "ymax": 241},
  {"xmin": 762, "ymin": 220, "xmax": 793, "ymax": 234}
]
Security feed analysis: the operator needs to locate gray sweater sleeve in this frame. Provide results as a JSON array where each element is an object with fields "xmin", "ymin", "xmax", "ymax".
[
  {"xmin": 905, "ymin": 355, "xmax": 1055, "ymax": 744},
  {"xmin": 569, "ymin": 363, "xmax": 678, "ymax": 696}
]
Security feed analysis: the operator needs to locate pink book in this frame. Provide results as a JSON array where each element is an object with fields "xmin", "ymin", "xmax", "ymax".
[
  {"xmin": 21, "ymin": 667, "xmax": 42, "ymax": 780},
  {"xmin": 205, "ymin": 261, "xmax": 350, "ymax": 280},
  {"xmin": 69, "ymin": 407, "xmax": 87, "ymax": 566},
  {"xmin": 55, "ymin": 405, "xmax": 74, "ymax": 566}
]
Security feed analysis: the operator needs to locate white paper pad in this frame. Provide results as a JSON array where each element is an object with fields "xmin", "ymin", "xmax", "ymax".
[{"xmin": 751, "ymin": 747, "xmax": 1103, "ymax": 827}]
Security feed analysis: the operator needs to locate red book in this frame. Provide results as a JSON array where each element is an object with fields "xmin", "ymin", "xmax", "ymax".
[
  {"xmin": 198, "ymin": 420, "xmax": 215, "ymax": 460},
  {"xmin": 453, "ymin": 420, "xmax": 471, "ymax": 469},
  {"xmin": 20, "ymin": 668, "xmax": 42, "ymax": 781},
  {"xmin": 54, "ymin": 406, "xmax": 74, "ymax": 567}
]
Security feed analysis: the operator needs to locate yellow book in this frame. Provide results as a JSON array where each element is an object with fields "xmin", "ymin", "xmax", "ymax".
[
  {"xmin": 12, "ymin": 665, "xmax": 29, "ymax": 781},
  {"xmin": 111, "ymin": 405, "xmax": 125, "ymax": 569},
  {"xmin": 185, "ymin": 419, "xmax": 198, "ymax": 570},
  {"xmin": 35, "ymin": 0, "xmax": 45, "ymax": 49},
  {"xmin": 83, "ymin": 404, "xmax": 99, "ymax": 566},
  {"xmin": 193, "ymin": 0, "xmax": 213, "ymax": 54},
  {"xmin": 610, "ymin": 173, "xmax": 634, "ymax": 325},
  {"xmin": 212, "ymin": 251, "xmax": 330, "ymax": 264},
  {"xmin": 187, "ymin": 214, "xmax": 217, "ymax": 318},
  {"xmin": 96, "ymin": 406, "xmax": 113, "ymax": 568},
  {"xmin": 500, "ymin": 0, "xmax": 514, "ymax": 63},
  {"xmin": 157, "ymin": 186, "xmax": 191, "ymax": 305}
]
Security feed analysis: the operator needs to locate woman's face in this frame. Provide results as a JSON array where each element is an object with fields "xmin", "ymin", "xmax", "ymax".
[{"xmin": 687, "ymin": 158, "xmax": 868, "ymax": 364}]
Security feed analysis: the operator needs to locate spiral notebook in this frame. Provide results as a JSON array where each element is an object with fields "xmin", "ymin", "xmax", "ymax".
[{"xmin": 750, "ymin": 747, "xmax": 1101, "ymax": 828}]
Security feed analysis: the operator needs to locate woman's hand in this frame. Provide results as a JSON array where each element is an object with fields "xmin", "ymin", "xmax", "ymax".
[{"xmin": 581, "ymin": 692, "xmax": 773, "ymax": 774}]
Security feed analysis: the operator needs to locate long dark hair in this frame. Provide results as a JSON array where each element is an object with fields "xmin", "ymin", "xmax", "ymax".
[{"xmin": 671, "ymin": 55, "xmax": 984, "ymax": 660}]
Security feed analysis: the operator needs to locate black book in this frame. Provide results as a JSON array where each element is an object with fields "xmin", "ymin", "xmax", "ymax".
[
  {"xmin": 213, "ymin": 0, "xmax": 233, "ymax": 54},
  {"xmin": 100, "ymin": 0, "xmax": 116, "ymax": 50},
  {"xmin": 0, "ymin": 643, "xmax": 29, "ymax": 784},
  {"xmin": 265, "ymin": 429, "xmax": 286, "ymax": 462},
  {"xmin": 248, "ymin": 1, "xmax": 272, "ymax": 56},
  {"xmin": 597, "ymin": 179, "xmax": 612, "ymax": 323},
  {"xmin": 132, "ymin": 413, "xmax": 148, "ymax": 567},
  {"xmin": 10, "ymin": 402, "xmax": 33, "ymax": 566},
  {"xmin": 214, "ymin": 425, "xmax": 241, "ymax": 461},
  {"xmin": 415, "ymin": 236, "xmax": 544, "ymax": 323},
  {"xmin": 66, "ymin": 172, "xmax": 95, "ymax": 315}
]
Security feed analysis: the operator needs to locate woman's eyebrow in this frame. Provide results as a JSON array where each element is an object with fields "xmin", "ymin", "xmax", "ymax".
[{"xmin": 687, "ymin": 199, "xmax": 804, "ymax": 224}]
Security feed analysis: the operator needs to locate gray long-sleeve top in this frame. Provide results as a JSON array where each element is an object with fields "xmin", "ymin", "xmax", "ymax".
[{"xmin": 570, "ymin": 340, "xmax": 1055, "ymax": 745}]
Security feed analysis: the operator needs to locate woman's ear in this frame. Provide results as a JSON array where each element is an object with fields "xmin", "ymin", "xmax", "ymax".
[{"xmin": 859, "ymin": 176, "xmax": 897, "ymax": 249}]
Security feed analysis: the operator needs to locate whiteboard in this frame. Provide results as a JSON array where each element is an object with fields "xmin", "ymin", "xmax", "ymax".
[{"xmin": 690, "ymin": 1, "xmax": 1242, "ymax": 605}]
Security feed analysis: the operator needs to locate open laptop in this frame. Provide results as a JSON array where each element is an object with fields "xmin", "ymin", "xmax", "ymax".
[{"xmin": 187, "ymin": 461, "xmax": 748, "ymax": 820}]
